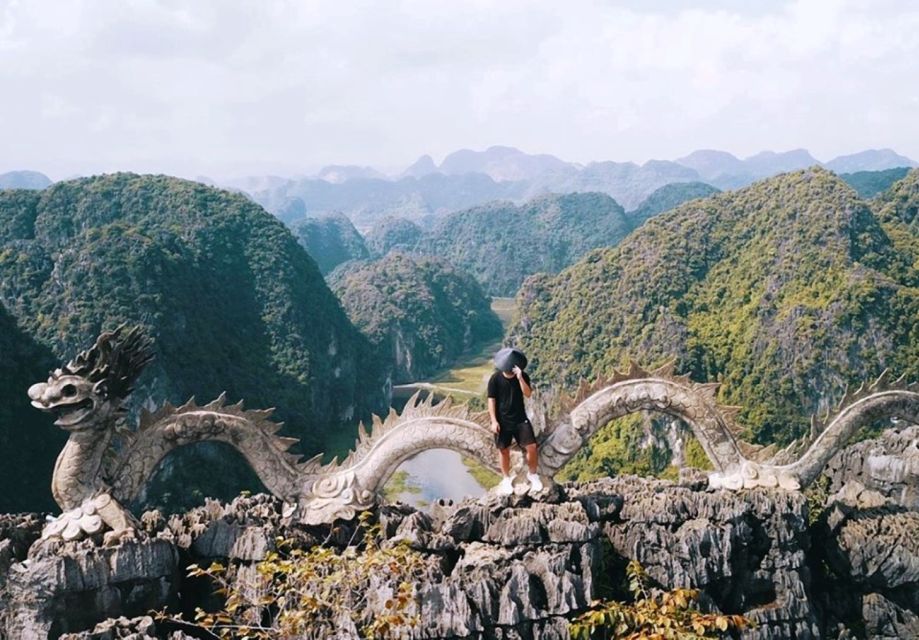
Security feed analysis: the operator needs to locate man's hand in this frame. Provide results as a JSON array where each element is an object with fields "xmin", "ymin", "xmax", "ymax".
[
  {"xmin": 492, "ymin": 419, "xmax": 501, "ymax": 434},
  {"xmin": 514, "ymin": 365, "xmax": 533, "ymax": 398}
]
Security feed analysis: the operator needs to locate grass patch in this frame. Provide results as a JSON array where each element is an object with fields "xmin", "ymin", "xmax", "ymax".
[
  {"xmin": 462, "ymin": 456, "xmax": 501, "ymax": 489},
  {"xmin": 382, "ymin": 469, "xmax": 423, "ymax": 502}
]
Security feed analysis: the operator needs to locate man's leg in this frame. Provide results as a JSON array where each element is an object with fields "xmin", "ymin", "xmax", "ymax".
[
  {"xmin": 496, "ymin": 444, "xmax": 514, "ymax": 495},
  {"xmin": 499, "ymin": 446, "xmax": 511, "ymax": 476},
  {"xmin": 517, "ymin": 421, "xmax": 543, "ymax": 492},
  {"xmin": 524, "ymin": 443, "xmax": 538, "ymax": 473}
]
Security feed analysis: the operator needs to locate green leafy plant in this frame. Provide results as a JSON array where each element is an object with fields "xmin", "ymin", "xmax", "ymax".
[
  {"xmin": 163, "ymin": 512, "xmax": 429, "ymax": 639},
  {"xmin": 569, "ymin": 561, "xmax": 752, "ymax": 639}
]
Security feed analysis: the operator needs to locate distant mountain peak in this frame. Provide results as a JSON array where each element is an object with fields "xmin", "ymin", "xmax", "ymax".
[
  {"xmin": 439, "ymin": 146, "xmax": 571, "ymax": 182},
  {"xmin": 402, "ymin": 154, "xmax": 439, "ymax": 178},
  {"xmin": 826, "ymin": 148, "xmax": 918, "ymax": 173},
  {"xmin": 0, "ymin": 170, "xmax": 53, "ymax": 190}
]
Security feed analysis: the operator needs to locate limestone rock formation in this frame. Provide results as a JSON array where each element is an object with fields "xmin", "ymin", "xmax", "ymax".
[{"xmin": 3, "ymin": 437, "xmax": 917, "ymax": 640}]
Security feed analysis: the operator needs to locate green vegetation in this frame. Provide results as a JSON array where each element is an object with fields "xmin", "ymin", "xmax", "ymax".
[
  {"xmin": 0, "ymin": 174, "xmax": 385, "ymax": 509},
  {"xmin": 382, "ymin": 469, "xmax": 423, "ymax": 501},
  {"xmin": 0, "ymin": 304, "xmax": 64, "ymax": 511},
  {"xmin": 569, "ymin": 560, "xmax": 751, "ymax": 639},
  {"xmin": 628, "ymin": 181, "xmax": 719, "ymax": 226},
  {"xmin": 172, "ymin": 512, "xmax": 428, "ymax": 639},
  {"xmin": 329, "ymin": 253, "xmax": 502, "ymax": 383},
  {"xmin": 839, "ymin": 167, "xmax": 911, "ymax": 199},
  {"xmin": 417, "ymin": 192, "xmax": 636, "ymax": 296},
  {"xmin": 513, "ymin": 169, "xmax": 919, "ymax": 449},
  {"xmin": 399, "ymin": 297, "xmax": 516, "ymax": 403},
  {"xmin": 366, "ymin": 216, "xmax": 423, "ymax": 257},
  {"xmin": 461, "ymin": 456, "xmax": 501, "ymax": 489},
  {"xmin": 292, "ymin": 212, "xmax": 371, "ymax": 274}
]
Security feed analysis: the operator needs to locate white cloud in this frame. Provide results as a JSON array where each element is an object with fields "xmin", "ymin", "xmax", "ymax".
[{"xmin": 0, "ymin": 0, "xmax": 917, "ymax": 179}]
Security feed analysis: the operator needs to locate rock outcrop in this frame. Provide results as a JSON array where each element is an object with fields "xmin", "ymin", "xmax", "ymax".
[{"xmin": 1, "ymin": 427, "xmax": 917, "ymax": 639}]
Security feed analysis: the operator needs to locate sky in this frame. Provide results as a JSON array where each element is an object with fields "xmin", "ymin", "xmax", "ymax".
[{"xmin": 1, "ymin": 0, "xmax": 918, "ymax": 180}]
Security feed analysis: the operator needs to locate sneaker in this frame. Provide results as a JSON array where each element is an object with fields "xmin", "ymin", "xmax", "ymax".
[
  {"xmin": 526, "ymin": 473, "xmax": 544, "ymax": 493},
  {"xmin": 496, "ymin": 476, "xmax": 514, "ymax": 496}
]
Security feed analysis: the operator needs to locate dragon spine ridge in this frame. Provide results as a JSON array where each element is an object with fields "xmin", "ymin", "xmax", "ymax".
[{"xmin": 27, "ymin": 326, "xmax": 919, "ymax": 541}]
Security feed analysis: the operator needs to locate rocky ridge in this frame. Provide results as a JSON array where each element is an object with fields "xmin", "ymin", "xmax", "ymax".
[{"xmin": 1, "ymin": 426, "xmax": 917, "ymax": 639}]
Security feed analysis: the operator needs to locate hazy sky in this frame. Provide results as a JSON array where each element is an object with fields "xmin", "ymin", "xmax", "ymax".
[{"xmin": 2, "ymin": 0, "xmax": 918, "ymax": 180}]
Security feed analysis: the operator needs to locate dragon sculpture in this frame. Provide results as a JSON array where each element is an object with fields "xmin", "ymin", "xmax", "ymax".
[{"xmin": 28, "ymin": 326, "xmax": 919, "ymax": 543}]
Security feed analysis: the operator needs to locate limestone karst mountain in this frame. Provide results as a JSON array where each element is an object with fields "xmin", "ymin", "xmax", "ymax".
[
  {"xmin": 328, "ymin": 252, "xmax": 502, "ymax": 383},
  {"xmin": 511, "ymin": 168, "xmax": 919, "ymax": 446},
  {"xmin": 231, "ymin": 147, "xmax": 917, "ymax": 228},
  {"xmin": 292, "ymin": 212, "xmax": 371, "ymax": 273},
  {"xmin": 417, "ymin": 192, "xmax": 635, "ymax": 297},
  {"xmin": 826, "ymin": 148, "xmax": 918, "ymax": 174},
  {"xmin": 840, "ymin": 167, "xmax": 912, "ymax": 199},
  {"xmin": 0, "ymin": 170, "xmax": 52, "ymax": 190},
  {"xmin": 628, "ymin": 181, "xmax": 720, "ymax": 226},
  {"xmin": 438, "ymin": 145, "xmax": 573, "ymax": 182},
  {"xmin": 365, "ymin": 215, "xmax": 424, "ymax": 257},
  {"xmin": 0, "ymin": 174, "xmax": 387, "ymax": 507},
  {"xmin": 0, "ymin": 304, "xmax": 64, "ymax": 512}
]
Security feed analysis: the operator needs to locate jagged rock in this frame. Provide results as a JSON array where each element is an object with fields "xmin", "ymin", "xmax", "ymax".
[
  {"xmin": 2, "ymin": 538, "xmax": 179, "ymax": 639},
  {"xmin": 599, "ymin": 477, "xmax": 819, "ymax": 639},
  {"xmin": 823, "ymin": 425, "xmax": 919, "ymax": 509},
  {"xmin": 57, "ymin": 615, "xmax": 197, "ymax": 639},
  {"xmin": 860, "ymin": 593, "xmax": 919, "ymax": 639},
  {"xmin": 3, "ymin": 470, "xmax": 919, "ymax": 639}
]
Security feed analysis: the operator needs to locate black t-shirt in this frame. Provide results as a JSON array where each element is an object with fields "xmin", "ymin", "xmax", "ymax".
[{"xmin": 487, "ymin": 371, "xmax": 531, "ymax": 427}]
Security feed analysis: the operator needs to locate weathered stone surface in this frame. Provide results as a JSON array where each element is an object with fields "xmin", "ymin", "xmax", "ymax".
[
  {"xmin": 815, "ymin": 469, "xmax": 919, "ymax": 639},
  {"xmin": 57, "ymin": 615, "xmax": 197, "ymax": 639},
  {"xmin": 823, "ymin": 425, "xmax": 919, "ymax": 509},
  {"xmin": 1, "ymin": 538, "xmax": 179, "ymax": 639},
  {"xmin": 3, "ymin": 456, "xmax": 919, "ymax": 639},
  {"xmin": 596, "ymin": 477, "xmax": 819, "ymax": 640}
]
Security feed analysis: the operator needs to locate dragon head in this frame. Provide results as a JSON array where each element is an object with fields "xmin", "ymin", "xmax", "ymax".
[{"xmin": 28, "ymin": 324, "xmax": 155, "ymax": 431}]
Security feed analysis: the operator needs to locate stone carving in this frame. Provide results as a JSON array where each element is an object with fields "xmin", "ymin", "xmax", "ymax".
[{"xmin": 28, "ymin": 326, "xmax": 919, "ymax": 540}]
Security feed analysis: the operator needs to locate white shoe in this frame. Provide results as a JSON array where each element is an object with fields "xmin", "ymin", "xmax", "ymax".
[
  {"xmin": 526, "ymin": 473, "xmax": 544, "ymax": 493},
  {"xmin": 496, "ymin": 476, "xmax": 514, "ymax": 495}
]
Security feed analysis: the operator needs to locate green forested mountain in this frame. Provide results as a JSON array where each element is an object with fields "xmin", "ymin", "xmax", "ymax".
[
  {"xmin": 840, "ymin": 167, "xmax": 912, "ymax": 199},
  {"xmin": 366, "ymin": 216, "xmax": 423, "ymax": 257},
  {"xmin": 0, "ymin": 174, "xmax": 386, "ymax": 509},
  {"xmin": 512, "ymin": 168, "xmax": 919, "ymax": 446},
  {"xmin": 628, "ymin": 181, "xmax": 720, "ymax": 225},
  {"xmin": 874, "ymin": 169, "xmax": 919, "ymax": 282},
  {"xmin": 0, "ymin": 304, "xmax": 63, "ymax": 512},
  {"xmin": 328, "ymin": 253, "xmax": 502, "ymax": 383},
  {"xmin": 417, "ymin": 192, "xmax": 635, "ymax": 296},
  {"xmin": 292, "ymin": 212, "xmax": 371, "ymax": 274}
]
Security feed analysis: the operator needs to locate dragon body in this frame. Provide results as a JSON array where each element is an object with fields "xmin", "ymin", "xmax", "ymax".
[{"xmin": 27, "ymin": 327, "xmax": 919, "ymax": 542}]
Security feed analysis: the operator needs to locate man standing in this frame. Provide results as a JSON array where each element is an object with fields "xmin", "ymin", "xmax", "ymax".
[{"xmin": 487, "ymin": 348, "xmax": 543, "ymax": 495}]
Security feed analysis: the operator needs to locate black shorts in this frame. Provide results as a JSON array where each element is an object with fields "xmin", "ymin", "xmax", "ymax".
[{"xmin": 495, "ymin": 420, "xmax": 537, "ymax": 449}]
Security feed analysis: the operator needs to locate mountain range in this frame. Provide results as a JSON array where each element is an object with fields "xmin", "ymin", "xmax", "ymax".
[
  {"xmin": 0, "ymin": 174, "xmax": 388, "ymax": 510},
  {"xmin": 511, "ymin": 168, "xmax": 919, "ymax": 447},
  {"xmin": 226, "ymin": 146, "xmax": 917, "ymax": 227}
]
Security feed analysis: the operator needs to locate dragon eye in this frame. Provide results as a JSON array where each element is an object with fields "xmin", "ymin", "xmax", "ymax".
[{"xmin": 62, "ymin": 384, "xmax": 77, "ymax": 397}]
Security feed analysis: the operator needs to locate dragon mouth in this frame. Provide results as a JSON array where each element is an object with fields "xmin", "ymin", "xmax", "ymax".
[{"xmin": 50, "ymin": 398, "xmax": 95, "ymax": 428}]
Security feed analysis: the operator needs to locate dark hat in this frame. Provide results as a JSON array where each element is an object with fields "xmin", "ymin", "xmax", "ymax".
[{"xmin": 494, "ymin": 347, "xmax": 527, "ymax": 373}]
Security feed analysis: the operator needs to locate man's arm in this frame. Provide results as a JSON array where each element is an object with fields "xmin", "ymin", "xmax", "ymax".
[
  {"xmin": 513, "ymin": 366, "xmax": 532, "ymax": 398},
  {"xmin": 487, "ymin": 376, "xmax": 501, "ymax": 433},
  {"xmin": 488, "ymin": 397, "xmax": 500, "ymax": 433}
]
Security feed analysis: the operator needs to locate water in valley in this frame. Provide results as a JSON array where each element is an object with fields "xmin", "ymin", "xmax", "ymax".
[{"xmin": 383, "ymin": 297, "xmax": 515, "ymax": 507}]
